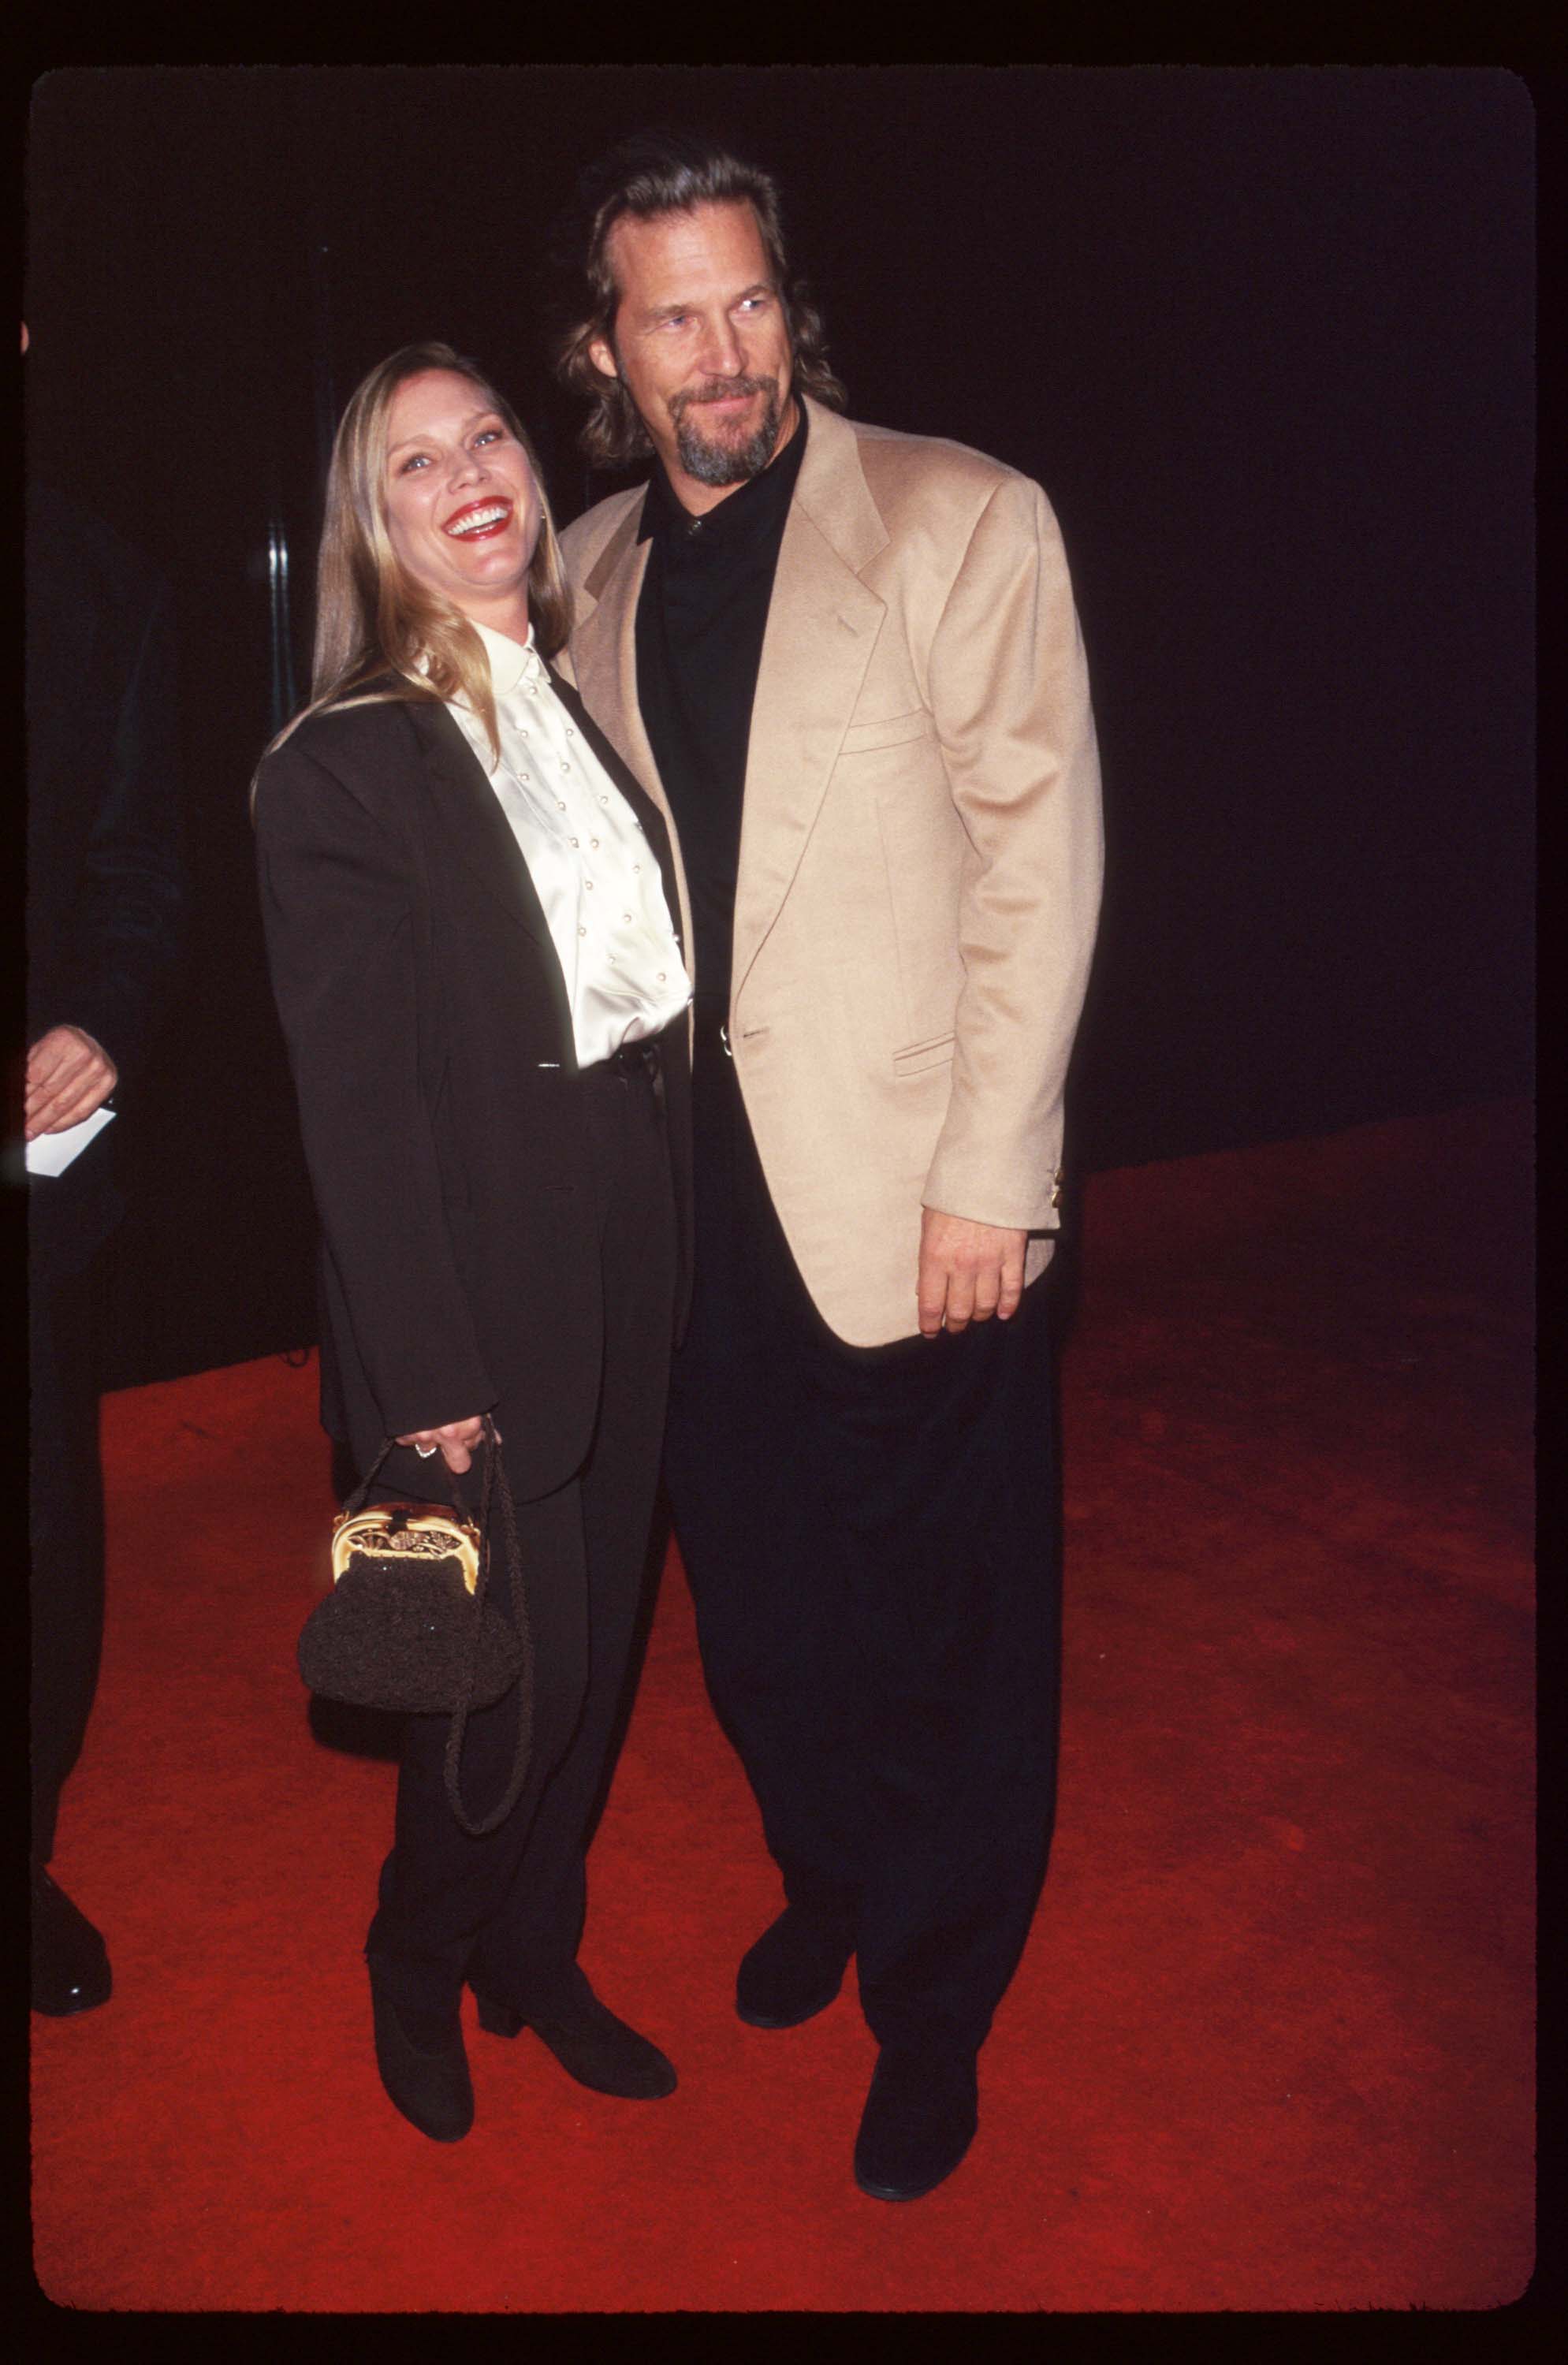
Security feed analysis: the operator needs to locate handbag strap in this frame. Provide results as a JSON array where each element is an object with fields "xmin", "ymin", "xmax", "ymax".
[
  {"xmin": 441, "ymin": 1417, "xmax": 534, "ymax": 1838},
  {"xmin": 344, "ymin": 1420, "xmax": 534, "ymax": 1841},
  {"xmin": 340, "ymin": 1433, "xmax": 402, "ymax": 1521}
]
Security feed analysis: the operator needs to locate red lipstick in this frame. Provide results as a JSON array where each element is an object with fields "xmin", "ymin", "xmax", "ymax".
[{"xmin": 443, "ymin": 498, "xmax": 514, "ymax": 542}]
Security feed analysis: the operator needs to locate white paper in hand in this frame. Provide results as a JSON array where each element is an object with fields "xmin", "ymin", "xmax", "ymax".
[{"xmin": 26, "ymin": 1106, "xmax": 116, "ymax": 1177}]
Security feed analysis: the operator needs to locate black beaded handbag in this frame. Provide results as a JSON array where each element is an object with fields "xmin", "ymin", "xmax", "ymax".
[{"xmin": 296, "ymin": 1417, "xmax": 533, "ymax": 1836}]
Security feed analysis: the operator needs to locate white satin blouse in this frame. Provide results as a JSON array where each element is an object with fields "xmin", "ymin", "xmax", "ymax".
[{"xmin": 443, "ymin": 621, "xmax": 690, "ymax": 1069}]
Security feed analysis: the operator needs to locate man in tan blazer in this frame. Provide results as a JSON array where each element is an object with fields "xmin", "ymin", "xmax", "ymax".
[{"xmin": 553, "ymin": 132, "xmax": 1103, "ymax": 2200}]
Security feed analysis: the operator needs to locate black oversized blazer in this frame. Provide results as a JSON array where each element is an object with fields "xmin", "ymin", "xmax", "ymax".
[{"xmin": 253, "ymin": 663, "xmax": 692, "ymax": 1501}]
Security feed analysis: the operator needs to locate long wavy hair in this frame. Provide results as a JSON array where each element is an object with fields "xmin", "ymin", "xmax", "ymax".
[
  {"xmin": 270, "ymin": 342, "xmax": 572, "ymax": 766},
  {"xmin": 551, "ymin": 131, "xmax": 847, "ymax": 470}
]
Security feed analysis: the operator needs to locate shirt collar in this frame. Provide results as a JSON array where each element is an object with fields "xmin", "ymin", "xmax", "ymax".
[
  {"xmin": 637, "ymin": 397, "xmax": 809, "ymax": 548},
  {"xmin": 467, "ymin": 617, "xmax": 542, "ymax": 698}
]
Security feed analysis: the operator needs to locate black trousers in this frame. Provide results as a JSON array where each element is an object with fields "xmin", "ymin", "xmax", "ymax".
[
  {"xmin": 664, "ymin": 1027, "xmax": 1060, "ymax": 2058},
  {"xmin": 28, "ymin": 1188, "xmax": 114, "ymax": 1865},
  {"xmin": 365, "ymin": 1050, "xmax": 678, "ymax": 2035}
]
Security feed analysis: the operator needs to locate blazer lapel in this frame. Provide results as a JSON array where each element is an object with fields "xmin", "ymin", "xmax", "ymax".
[
  {"xmin": 404, "ymin": 702, "xmax": 578, "ymax": 1052},
  {"xmin": 732, "ymin": 399, "xmax": 890, "ymax": 1003},
  {"xmin": 571, "ymin": 499, "xmax": 669, "ymax": 812}
]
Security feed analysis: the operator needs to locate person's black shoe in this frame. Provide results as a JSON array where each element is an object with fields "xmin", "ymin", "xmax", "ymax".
[
  {"xmin": 367, "ymin": 1957, "xmax": 474, "ymax": 2141},
  {"xmin": 853, "ymin": 2043, "xmax": 978, "ymax": 2201},
  {"xmin": 474, "ymin": 1964, "xmax": 676, "ymax": 2099},
  {"xmin": 31, "ymin": 1866, "xmax": 112, "ymax": 2017},
  {"xmin": 736, "ymin": 1904, "xmax": 854, "ymax": 2029}
]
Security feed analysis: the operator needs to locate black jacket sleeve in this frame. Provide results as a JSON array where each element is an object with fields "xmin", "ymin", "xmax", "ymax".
[
  {"xmin": 25, "ymin": 499, "xmax": 186, "ymax": 1083},
  {"xmin": 254, "ymin": 728, "xmax": 497, "ymax": 1437},
  {"xmin": 66, "ymin": 575, "xmax": 186, "ymax": 1078}
]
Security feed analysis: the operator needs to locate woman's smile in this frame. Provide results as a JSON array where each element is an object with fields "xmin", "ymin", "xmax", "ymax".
[{"xmin": 443, "ymin": 498, "xmax": 515, "ymax": 542}]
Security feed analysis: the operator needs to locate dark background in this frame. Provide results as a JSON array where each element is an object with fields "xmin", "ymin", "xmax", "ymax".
[{"xmin": 22, "ymin": 65, "xmax": 1534, "ymax": 1392}]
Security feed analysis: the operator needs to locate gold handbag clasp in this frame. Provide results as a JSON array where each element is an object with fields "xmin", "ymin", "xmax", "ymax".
[{"xmin": 330, "ymin": 1504, "xmax": 482, "ymax": 1595}]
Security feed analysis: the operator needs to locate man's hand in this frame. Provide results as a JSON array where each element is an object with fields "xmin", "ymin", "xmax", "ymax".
[
  {"xmin": 25, "ymin": 1026, "xmax": 117, "ymax": 1139},
  {"xmin": 394, "ymin": 1416, "xmax": 490, "ymax": 1474},
  {"xmin": 917, "ymin": 1209, "xmax": 1034, "ymax": 1337}
]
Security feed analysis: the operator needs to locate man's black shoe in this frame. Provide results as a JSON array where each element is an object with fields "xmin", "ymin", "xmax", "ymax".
[
  {"xmin": 853, "ymin": 2043, "xmax": 978, "ymax": 2201},
  {"xmin": 31, "ymin": 1866, "xmax": 111, "ymax": 2017},
  {"xmin": 367, "ymin": 1957, "xmax": 474, "ymax": 2141},
  {"xmin": 736, "ymin": 1903, "xmax": 854, "ymax": 2028},
  {"xmin": 474, "ymin": 1964, "xmax": 676, "ymax": 2098}
]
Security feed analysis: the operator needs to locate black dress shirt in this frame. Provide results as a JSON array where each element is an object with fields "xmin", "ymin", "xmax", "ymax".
[{"xmin": 634, "ymin": 404, "xmax": 808, "ymax": 1004}]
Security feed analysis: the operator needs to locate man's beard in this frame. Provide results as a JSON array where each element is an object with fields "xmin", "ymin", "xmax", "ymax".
[{"xmin": 668, "ymin": 374, "xmax": 783, "ymax": 486}]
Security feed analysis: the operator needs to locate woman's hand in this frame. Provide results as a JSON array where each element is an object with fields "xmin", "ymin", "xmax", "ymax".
[{"xmin": 394, "ymin": 1416, "xmax": 491, "ymax": 1474}]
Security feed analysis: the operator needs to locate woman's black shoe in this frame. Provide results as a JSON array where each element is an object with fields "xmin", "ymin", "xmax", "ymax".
[
  {"xmin": 367, "ymin": 1957, "xmax": 474, "ymax": 2141},
  {"xmin": 853, "ymin": 2043, "xmax": 978, "ymax": 2201},
  {"xmin": 31, "ymin": 1865, "xmax": 112, "ymax": 2017},
  {"xmin": 736, "ymin": 1903, "xmax": 854, "ymax": 2028},
  {"xmin": 473, "ymin": 1964, "xmax": 676, "ymax": 2099}
]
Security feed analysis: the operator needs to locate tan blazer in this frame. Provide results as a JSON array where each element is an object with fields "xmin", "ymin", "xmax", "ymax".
[{"xmin": 559, "ymin": 394, "xmax": 1104, "ymax": 1347}]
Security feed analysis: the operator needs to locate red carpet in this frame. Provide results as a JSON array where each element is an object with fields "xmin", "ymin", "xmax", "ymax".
[{"xmin": 30, "ymin": 1103, "xmax": 1534, "ymax": 2311}]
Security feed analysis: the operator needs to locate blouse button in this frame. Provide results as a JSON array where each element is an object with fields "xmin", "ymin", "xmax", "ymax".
[
  {"xmin": 557, "ymin": 800, "xmax": 567, "ymax": 811},
  {"xmin": 598, "ymin": 795, "xmax": 609, "ymax": 806},
  {"xmin": 657, "ymin": 972, "xmax": 666, "ymax": 982},
  {"xmin": 569, "ymin": 837, "xmax": 579, "ymax": 847},
  {"xmin": 590, "ymin": 838, "xmax": 598, "ymax": 849},
  {"xmin": 578, "ymin": 926, "xmax": 587, "ymax": 937},
  {"xmin": 561, "ymin": 762, "xmax": 571, "ymax": 773}
]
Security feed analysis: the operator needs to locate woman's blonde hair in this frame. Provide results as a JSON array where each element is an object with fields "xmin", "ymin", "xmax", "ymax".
[{"xmin": 270, "ymin": 341, "xmax": 572, "ymax": 768}]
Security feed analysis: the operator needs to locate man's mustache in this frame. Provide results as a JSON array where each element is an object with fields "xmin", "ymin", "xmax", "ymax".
[{"xmin": 670, "ymin": 374, "xmax": 777, "ymax": 420}]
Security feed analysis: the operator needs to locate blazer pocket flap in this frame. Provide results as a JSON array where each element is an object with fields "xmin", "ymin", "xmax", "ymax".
[
  {"xmin": 892, "ymin": 1032, "xmax": 956, "ymax": 1075},
  {"xmin": 840, "ymin": 709, "xmax": 938, "ymax": 755}
]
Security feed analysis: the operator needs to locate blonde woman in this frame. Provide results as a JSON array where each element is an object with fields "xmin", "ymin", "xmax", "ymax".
[{"xmin": 254, "ymin": 344, "xmax": 692, "ymax": 2142}]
